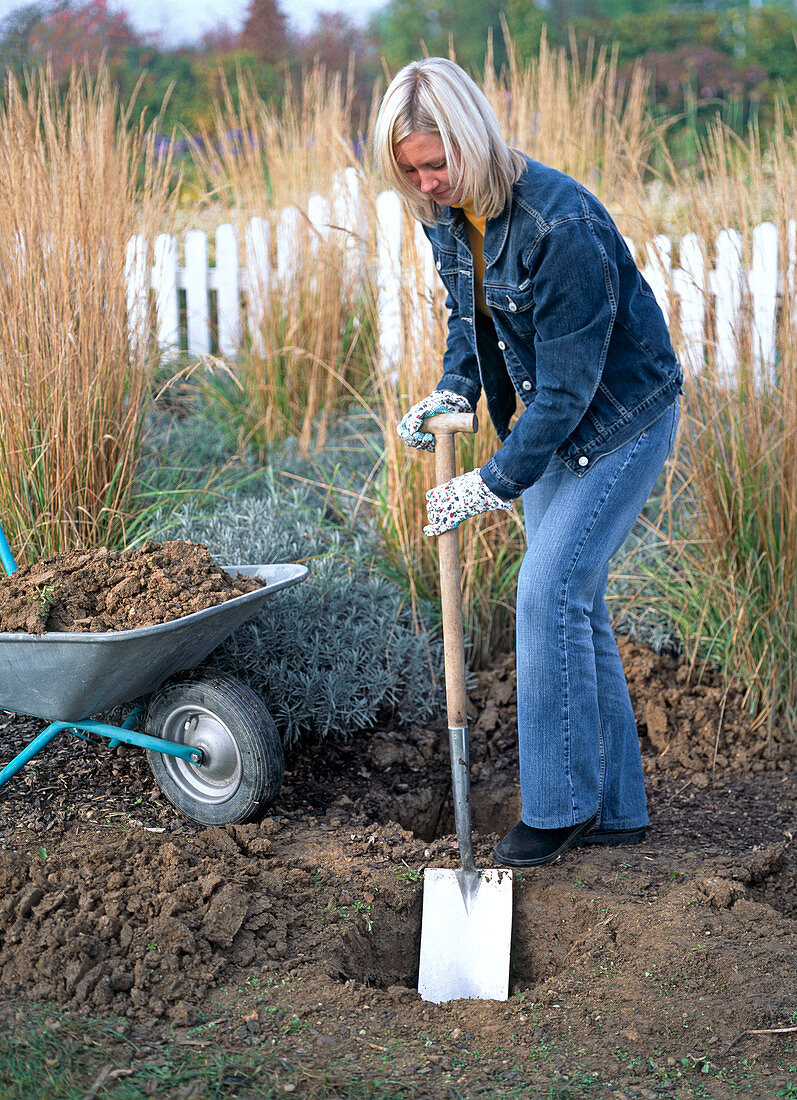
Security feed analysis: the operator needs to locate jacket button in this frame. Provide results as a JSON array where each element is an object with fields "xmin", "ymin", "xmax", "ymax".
[
  {"xmin": 436, "ymin": 260, "xmax": 441, "ymax": 270},
  {"xmin": 578, "ymin": 456, "xmax": 589, "ymax": 467},
  {"xmin": 522, "ymin": 380, "xmax": 532, "ymax": 391},
  {"xmin": 507, "ymin": 299, "xmax": 517, "ymax": 312},
  {"xmin": 498, "ymin": 340, "xmax": 506, "ymax": 350}
]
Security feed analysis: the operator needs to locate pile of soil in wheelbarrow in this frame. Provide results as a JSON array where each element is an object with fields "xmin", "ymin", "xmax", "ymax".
[
  {"xmin": 0, "ymin": 540, "xmax": 263, "ymax": 634},
  {"xmin": 1, "ymin": 636, "xmax": 797, "ymax": 1097}
]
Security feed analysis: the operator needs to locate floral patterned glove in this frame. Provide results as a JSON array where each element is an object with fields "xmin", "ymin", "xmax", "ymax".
[
  {"xmin": 424, "ymin": 468, "xmax": 513, "ymax": 537},
  {"xmin": 397, "ymin": 390, "xmax": 473, "ymax": 453}
]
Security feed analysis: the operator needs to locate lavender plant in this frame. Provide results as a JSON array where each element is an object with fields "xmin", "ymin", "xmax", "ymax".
[{"xmin": 150, "ymin": 481, "xmax": 443, "ymax": 745}]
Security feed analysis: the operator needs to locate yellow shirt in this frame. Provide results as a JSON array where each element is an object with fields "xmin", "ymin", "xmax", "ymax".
[{"xmin": 459, "ymin": 202, "xmax": 491, "ymax": 317}]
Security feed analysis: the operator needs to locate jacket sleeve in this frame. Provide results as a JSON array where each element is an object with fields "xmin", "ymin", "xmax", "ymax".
[
  {"xmin": 480, "ymin": 217, "xmax": 619, "ymax": 500},
  {"xmin": 433, "ymin": 288, "xmax": 483, "ymax": 410}
]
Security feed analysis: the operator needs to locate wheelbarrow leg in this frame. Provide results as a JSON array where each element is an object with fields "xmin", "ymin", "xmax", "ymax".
[
  {"xmin": 0, "ymin": 722, "xmax": 64, "ymax": 788},
  {"xmin": 0, "ymin": 714, "xmax": 204, "ymax": 792}
]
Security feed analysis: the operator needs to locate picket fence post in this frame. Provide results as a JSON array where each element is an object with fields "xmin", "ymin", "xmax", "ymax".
[
  {"xmin": 673, "ymin": 233, "xmax": 705, "ymax": 373},
  {"xmin": 215, "ymin": 224, "xmax": 241, "ymax": 357},
  {"xmin": 751, "ymin": 221, "xmax": 778, "ymax": 380},
  {"xmin": 277, "ymin": 206, "xmax": 303, "ymax": 289},
  {"xmin": 333, "ymin": 167, "xmax": 366, "ymax": 289},
  {"xmin": 151, "ymin": 233, "xmax": 180, "ymax": 359},
  {"xmin": 184, "ymin": 230, "xmax": 210, "ymax": 356},
  {"xmin": 642, "ymin": 234, "xmax": 672, "ymax": 326},
  {"xmin": 245, "ymin": 216, "xmax": 270, "ymax": 358},
  {"xmin": 376, "ymin": 190, "xmax": 403, "ymax": 374},
  {"xmin": 124, "ymin": 234, "xmax": 148, "ymax": 358}
]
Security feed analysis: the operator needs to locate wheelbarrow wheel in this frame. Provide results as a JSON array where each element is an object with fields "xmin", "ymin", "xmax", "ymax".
[{"xmin": 145, "ymin": 669, "xmax": 283, "ymax": 826}]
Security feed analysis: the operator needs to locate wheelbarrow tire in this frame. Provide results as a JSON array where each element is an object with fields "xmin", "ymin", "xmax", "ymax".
[{"xmin": 145, "ymin": 668, "xmax": 283, "ymax": 826}]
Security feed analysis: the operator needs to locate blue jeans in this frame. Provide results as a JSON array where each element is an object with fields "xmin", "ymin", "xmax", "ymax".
[{"xmin": 516, "ymin": 400, "xmax": 679, "ymax": 829}]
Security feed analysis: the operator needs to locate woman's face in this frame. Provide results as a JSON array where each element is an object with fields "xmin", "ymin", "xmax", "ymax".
[{"xmin": 394, "ymin": 132, "xmax": 460, "ymax": 204}]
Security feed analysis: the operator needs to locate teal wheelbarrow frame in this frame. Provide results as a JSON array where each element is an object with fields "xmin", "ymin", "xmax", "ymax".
[{"xmin": 0, "ymin": 531, "xmax": 307, "ymax": 825}]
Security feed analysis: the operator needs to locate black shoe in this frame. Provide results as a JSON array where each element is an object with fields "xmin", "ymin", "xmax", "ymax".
[
  {"xmin": 493, "ymin": 814, "xmax": 597, "ymax": 867},
  {"xmin": 580, "ymin": 826, "xmax": 646, "ymax": 847}
]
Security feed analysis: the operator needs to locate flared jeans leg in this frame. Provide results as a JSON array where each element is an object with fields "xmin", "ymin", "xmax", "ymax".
[{"xmin": 515, "ymin": 402, "xmax": 678, "ymax": 829}]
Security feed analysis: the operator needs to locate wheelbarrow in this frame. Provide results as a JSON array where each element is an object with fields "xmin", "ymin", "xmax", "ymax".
[{"xmin": 0, "ymin": 539, "xmax": 307, "ymax": 825}]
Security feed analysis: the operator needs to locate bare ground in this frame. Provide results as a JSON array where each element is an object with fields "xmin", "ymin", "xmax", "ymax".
[{"xmin": 1, "ymin": 633, "xmax": 796, "ymax": 1098}]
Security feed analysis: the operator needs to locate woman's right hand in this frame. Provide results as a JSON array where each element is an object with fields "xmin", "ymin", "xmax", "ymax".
[{"xmin": 397, "ymin": 390, "xmax": 473, "ymax": 452}]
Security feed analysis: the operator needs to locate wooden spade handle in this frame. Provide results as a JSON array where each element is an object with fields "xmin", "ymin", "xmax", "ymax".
[{"xmin": 424, "ymin": 412, "xmax": 478, "ymax": 730}]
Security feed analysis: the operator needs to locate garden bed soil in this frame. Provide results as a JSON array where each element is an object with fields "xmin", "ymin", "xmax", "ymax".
[
  {"xmin": 0, "ymin": 551, "xmax": 796, "ymax": 1096},
  {"xmin": 0, "ymin": 541, "xmax": 262, "ymax": 634}
]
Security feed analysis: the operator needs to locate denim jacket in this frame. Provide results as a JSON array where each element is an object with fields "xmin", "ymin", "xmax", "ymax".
[{"xmin": 425, "ymin": 156, "xmax": 682, "ymax": 500}]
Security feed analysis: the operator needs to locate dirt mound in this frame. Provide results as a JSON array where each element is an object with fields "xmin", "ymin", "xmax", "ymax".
[{"xmin": 0, "ymin": 540, "xmax": 262, "ymax": 633}]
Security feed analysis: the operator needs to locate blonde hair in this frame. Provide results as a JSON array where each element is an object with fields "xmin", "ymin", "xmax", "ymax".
[{"xmin": 373, "ymin": 57, "xmax": 526, "ymax": 223}]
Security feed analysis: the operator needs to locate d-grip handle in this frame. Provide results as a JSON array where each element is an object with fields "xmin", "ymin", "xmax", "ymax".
[{"xmin": 424, "ymin": 411, "xmax": 479, "ymax": 483}]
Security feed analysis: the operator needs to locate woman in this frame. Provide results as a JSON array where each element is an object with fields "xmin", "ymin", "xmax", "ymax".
[{"xmin": 373, "ymin": 58, "xmax": 681, "ymax": 867}]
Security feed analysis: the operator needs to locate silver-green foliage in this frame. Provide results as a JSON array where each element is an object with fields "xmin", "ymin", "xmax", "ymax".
[{"xmin": 149, "ymin": 481, "xmax": 442, "ymax": 746}]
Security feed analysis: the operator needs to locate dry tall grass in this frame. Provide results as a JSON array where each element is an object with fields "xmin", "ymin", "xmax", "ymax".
[
  {"xmin": 635, "ymin": 116, "xmax": 797, "ymax": 730},
  {"xmin": 484, "ymin": 28, "xmax": 662, "ymax": 237},
  {"xmin": 191, "ymin": 67, "xmax": 374, "ymax": 455},
  {"xmin": 0, "ymin": 67, "xmax": 176, "ymax": 560}
]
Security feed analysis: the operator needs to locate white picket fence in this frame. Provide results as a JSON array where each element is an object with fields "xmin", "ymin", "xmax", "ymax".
[
  {"xmin": 125, "ymin": 174, "xmax": 797, "ymax": 381},
  {"xmin": 125, "ymin": 167, "xmax": 368, "ymax": 361}
]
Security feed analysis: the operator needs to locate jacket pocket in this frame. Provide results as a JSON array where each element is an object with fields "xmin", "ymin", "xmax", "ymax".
[{"xmin": 485, "ymin": 283, "xmax": 535, "ymax": 337}]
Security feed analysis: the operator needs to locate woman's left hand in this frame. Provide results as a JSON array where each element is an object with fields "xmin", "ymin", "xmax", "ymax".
[{"xmin": 424, "ymin": 468, "xmax": 513, "ymax": 536}]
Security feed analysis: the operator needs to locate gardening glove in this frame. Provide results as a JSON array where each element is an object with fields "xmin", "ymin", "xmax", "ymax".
[
  {"xmin": 397, "ymin": 390, "xmax": 473, "ymax": 453},
  {"xmin": 424, "ymin": 468, "xmax": 513, "ymax": 537}
]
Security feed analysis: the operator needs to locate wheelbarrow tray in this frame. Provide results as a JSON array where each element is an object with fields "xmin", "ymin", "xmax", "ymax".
[{"xmin": 0, "ymin": 563, "xmax": 306, "ymax": 723}]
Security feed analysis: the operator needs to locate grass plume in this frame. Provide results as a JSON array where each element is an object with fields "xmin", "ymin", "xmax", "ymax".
[{"xmin": 0, "ymin": 66, "xmax": 176, "ymax": 560}]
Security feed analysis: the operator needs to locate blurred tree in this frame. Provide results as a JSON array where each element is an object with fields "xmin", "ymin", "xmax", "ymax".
[
  {"xmin": 117, "ymin": 47, "xmax": 206, "ymax": 131},
  {"xmin": 293, "ymin": 11, "xmax": 381, "ymax": 126},
  {"xmin": 239, "ymin": 0, "xmax": 290, "ymax": 65},
  {"xmin": 0, "ymin": 1, "xmax": 52, "ymax": 70},
  {"xmin": 622, "ymin": 44, "xmax": 767, "ymax": 113},
  {"xmin": 604, "ymin": 5, "xmax": 796, "ymax": 134},
  {"xmin": 371, "ymin": 0, "xmax": 508, "ymax": 75},
  {"xmin": 199, "ymin": 21, "xmax": 241, "ymax": 55},
  {"xmin": 295, "ymin": 11, "xmax": 363, "ymax": 72},
  {"xmin": 198, "ymin": 49, "xmax": 284, "ymax": 118},
  {"xmin": 28, "ymin": 0, "xmax": 138, "ymax": 80},
  {"xmin": 743, "ymin": 6, "xmax": 797, "ymax": 103},
  {"xmin": 503, "ymin": 0, "xmax": 551, "ymax": 54}
]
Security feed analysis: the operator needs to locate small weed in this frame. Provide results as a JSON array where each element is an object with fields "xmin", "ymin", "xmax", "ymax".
[
  {"xmin": 334, "ymin": 897, "xmax": 374, "ymax": 932},
  {"xmin": 283, "ymin": 1014, "xmax": 307, "ymax": 1035},
  {"xmin": 353, "ymin": 899, "xmax": 373, "ymax": 933}
]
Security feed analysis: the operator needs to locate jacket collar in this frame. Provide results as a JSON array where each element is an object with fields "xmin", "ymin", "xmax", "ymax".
[{"xmin": 437, "ymin": 198, "xmax": 513, "ymax": 268}]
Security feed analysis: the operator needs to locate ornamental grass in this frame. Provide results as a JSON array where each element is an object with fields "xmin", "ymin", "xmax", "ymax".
[{"xmin": 0, "ymin": 66, "xmax": 176, "ymax": 560}]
